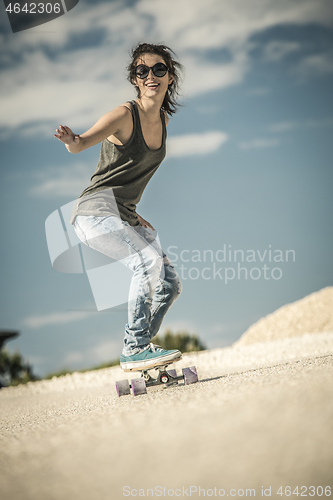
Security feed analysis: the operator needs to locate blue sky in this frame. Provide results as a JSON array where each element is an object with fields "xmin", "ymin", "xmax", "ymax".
[{"xmin": 1, "ymin": 0, "xmax": 333, "ymax": 377}]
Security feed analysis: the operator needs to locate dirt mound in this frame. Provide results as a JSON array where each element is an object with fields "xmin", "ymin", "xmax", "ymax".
[{"xmin": 235, "ymin": 287, "xmax": 333, "ymax": 346}]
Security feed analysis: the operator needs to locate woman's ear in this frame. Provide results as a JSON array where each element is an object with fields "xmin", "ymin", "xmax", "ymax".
[{"xmin": 168, "ymin": 75, "xmax": 174, "ymax": 86}]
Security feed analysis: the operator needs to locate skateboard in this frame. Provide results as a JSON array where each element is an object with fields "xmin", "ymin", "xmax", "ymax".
[{"xmin": 115, "ymin": 358, "xmax": 198, "ymax": 397}]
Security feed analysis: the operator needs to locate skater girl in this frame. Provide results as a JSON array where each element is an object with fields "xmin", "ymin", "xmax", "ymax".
[{"xmin": 54, "ymin": 43, "xmax": 183, "ymax": 372}]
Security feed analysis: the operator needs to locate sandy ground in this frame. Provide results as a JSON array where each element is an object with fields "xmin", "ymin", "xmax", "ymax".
[
  {"xmin": 235, "ymin": 287, "xmax": 333, "ymax": 346},
  {"xmin": 1, "ymin": 332, "xmax": 333, "ymax": 500}
]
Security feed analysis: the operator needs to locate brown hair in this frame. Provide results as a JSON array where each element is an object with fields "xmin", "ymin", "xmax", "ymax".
[{"xmin": 127, "ymin": 42, "xmax": 183, "ymax": 116}]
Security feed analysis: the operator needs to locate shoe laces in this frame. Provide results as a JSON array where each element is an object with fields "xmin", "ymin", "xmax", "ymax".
[{"xmin": 143, "ymin": 343, "xmax": 164, "ymax": 353}]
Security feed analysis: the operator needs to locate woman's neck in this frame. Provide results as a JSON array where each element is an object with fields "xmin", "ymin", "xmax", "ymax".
[{"xmin": 135, "ymin": 96, "xmax": 163, "ymax": 119}]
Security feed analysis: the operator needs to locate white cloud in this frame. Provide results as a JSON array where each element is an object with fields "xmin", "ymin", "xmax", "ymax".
[
  {"xmin": 247, "ymin": 87, "xmax": 271, "ymax": 96},
  {"xmin": 167, "ymin": 131, "xmax": 229, "ymax": 157},
  {"xmin": 305, "ymin": 117, "xmax": 333, "ymax": 128},
  {"xmin": 209, "ymin": 323, "xmax": 228, "ymax": 335},
  {"xmin": 181, "ymin": 51, "xmax": 248, "ymax": 97},
  {"xmin": 268, "ymin": 117, "xmax": 333, "ymax": 133},
  {"xmin": 22, "ymin": 310, "xmax": 93, "ymax": 328},
  {"xmin": 0, "ymin": 47, "xmax": 134, "ymax": 131},
  {"xmin": 269, "ymin": 121, "xmax": 300, "ymax": 133},
  {"xmin": 238, "ymin": 138, "xmax": 279, "ymax": 150},
  {"xmin": 63, "ymin": 351, "xmax": 85, "ymax": 365},
  {"xmin": 30, "ymin": 162, "xmax": 93, "ymax": 198},
  {"xmin": 292, "ymin": 50, "xmax": 333, "ymax": 81},
  {"xmin": 60, "ymin": 338, "xmax": 122, "ymax": 369},
  {"xmin": 159, "ymin": 320, "xmax": 199, "ymax": 335},
  {"xmin": 1, "ymin": 0, "xmax": 333, "ymax": 137},
  {"xmin": 138, "ymin": 0, "xmax": 333, "ymax": 51},
  {"xmin": 263, "ymin": 41, "xmax": 301, "ymax": 62},
  {"xmin": 91, "ymin": 339, "xmax": 121, "ymax": 361}
]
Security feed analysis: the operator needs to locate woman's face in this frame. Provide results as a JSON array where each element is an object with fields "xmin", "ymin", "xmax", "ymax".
[{"xmin": 134, "ymin": 53, "xmax": 173, "ymax": 100}]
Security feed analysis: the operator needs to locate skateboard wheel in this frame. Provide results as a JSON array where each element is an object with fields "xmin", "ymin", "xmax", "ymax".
[
  {"xmin": 131, "ymin": 377, "xmax": 147, "ymax": 396},
  {"xmin": 182, "ymin": 366, "xmax": 198, "ymax": 385},
  {"xmin": 160, "ymin": 373, "xmax": 170, "ymax": 384},
  {"xmin": 167, "ymin": 369, "xmax": 178, "ymax": 384},
  {"xmin": 115, "ymin": 379, "xmax": 130, "ymax": 397}
]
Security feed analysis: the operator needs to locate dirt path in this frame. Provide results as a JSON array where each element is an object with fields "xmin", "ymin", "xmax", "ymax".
[{"xmin": 1, "ymin": 333, "xmax": 333, "ymax": 500}]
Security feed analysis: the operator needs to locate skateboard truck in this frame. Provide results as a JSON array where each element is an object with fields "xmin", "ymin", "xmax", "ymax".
[{"xmin": 115, "ymin": 365, "xmax": 198, "ymax": 397}]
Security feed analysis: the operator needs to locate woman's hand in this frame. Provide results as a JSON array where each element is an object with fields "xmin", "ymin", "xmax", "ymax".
[
  {"xmin": 54, "ymin": 125, "xmax": 80, "ymax": 145},
  {"xmin": 137, "ymin": 214, "xmax": 155, "ymax": 231}
]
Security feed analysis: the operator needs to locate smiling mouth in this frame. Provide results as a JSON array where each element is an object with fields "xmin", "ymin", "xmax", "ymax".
[{"xmin": 146, "ymin": 83, "xmax": 159, "ymax": 89}]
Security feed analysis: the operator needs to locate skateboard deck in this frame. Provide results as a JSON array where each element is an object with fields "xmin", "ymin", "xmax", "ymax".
[{"xmin": 115, "ymin": 358, "xmax": 198, "ymax": 397}]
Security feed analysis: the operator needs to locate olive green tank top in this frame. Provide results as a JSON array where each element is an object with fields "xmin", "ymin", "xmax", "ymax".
[{"xmin": 69, "ymin": 100, "xmax": 166, "ymax": 226}]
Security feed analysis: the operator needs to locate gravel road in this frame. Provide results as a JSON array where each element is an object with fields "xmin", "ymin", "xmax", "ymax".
[{"xmin": 1, "ymin": 332, "xmax": 333, "ymax": 500}]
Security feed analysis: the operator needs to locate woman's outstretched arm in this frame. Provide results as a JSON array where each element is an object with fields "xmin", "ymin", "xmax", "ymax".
[{"xmin": 54, "ymin": 105, "xmax": 131, "ymax": 153}]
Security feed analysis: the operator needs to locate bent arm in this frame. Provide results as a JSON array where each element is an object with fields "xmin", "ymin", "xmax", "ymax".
[
  {"xmin": 54, "ymin": 105, "xmax": 131, "ymax": 154},
  {"xmin": 137, "ymin": 214, "xmax": 155, "ymax": 230}
]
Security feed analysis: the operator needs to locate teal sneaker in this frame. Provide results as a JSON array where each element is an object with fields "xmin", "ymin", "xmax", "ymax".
[{"xmin": 120, "ymin": 343, "xmax": 182, "ymax": 372}]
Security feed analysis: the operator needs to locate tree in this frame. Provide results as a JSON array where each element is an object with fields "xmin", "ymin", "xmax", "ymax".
[
  {"xmin": 0, "ymin": 349, "xmax": 38, "ymax": 387},
  {"xmin": 153, "ymin": 330, "xmax": 206, "ymax": 352}
]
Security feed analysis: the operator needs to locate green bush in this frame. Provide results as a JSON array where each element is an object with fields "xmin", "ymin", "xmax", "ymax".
[
  {"xmin": 152, "ymin": 330, "xmax": 206, "ymax": 352},
  {"xmin": 0, "ymin": 349, "xmax": 39, "ymax": 386}
]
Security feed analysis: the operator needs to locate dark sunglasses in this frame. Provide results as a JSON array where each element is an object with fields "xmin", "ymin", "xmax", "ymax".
[{"xmin": 135, "ymin": 62, "xmax": 168, "ymax": 79}]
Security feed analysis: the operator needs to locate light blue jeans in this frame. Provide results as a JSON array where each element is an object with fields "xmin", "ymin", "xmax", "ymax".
[{"xmin": 73, "ymin": 215, "xmax": 182, "ymax": 356}]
